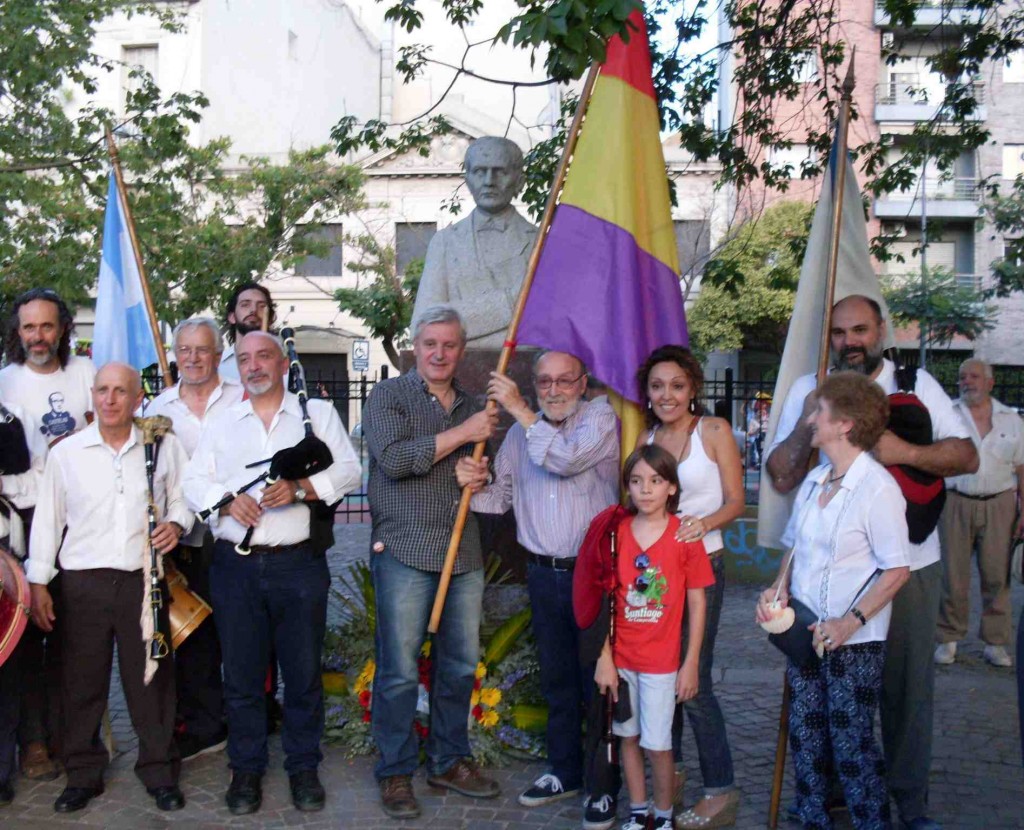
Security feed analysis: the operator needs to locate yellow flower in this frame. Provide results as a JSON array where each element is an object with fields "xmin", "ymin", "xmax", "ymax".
[
  {"xmin": 475, "ymin": 663, "xmax": 487, "ymax": 680},
  {"xmin": 470, "ymin": 689, "xmax": 480, "ymax": 707},
  {"xmin": 353, "ymin": 659, "xmax": 376, "ymax": 694},
  {"xmin": 420, "ymin": 641, "xmax": 431, "ymax": 658},
  {"xmin": 479, "ymin": 687, "xmax": 502, "ymax": 708},
  {"xmin": 481, "ymin": 710, "xmax": 499, "ymax": 728}
]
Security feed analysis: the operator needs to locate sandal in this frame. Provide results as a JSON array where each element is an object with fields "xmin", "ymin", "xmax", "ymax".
[{"xmin": 674, "ymin": 790, "xmax": 741, "ymax": 829}]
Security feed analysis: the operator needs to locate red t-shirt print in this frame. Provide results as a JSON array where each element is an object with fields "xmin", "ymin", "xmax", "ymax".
[{"xmin": 613, "ymin": 514, "xmax": 716, "ymax": 674}]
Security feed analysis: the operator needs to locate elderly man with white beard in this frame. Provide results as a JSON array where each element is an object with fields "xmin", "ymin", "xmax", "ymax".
[{"xmin": 457, "ymin": 350, "xmax": 619, "ymax": 823}]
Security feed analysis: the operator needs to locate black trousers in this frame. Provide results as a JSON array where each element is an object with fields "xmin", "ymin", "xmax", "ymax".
[
  {"xmin": 173, "ymin": 542, "xmax": 224, "ymax": 740},
  {"xmin": 0, "ymin": 645, "xmax": 19, "ymax": 786},
  {"xmin": 17, "ymin": 575, "xmax": 62, "ymax": 754},
  {"xmin": 60, "ymin": 569, "xmax": 179, "ymax": 790}
]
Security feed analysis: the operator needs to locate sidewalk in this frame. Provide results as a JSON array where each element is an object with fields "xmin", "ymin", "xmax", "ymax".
[{"xmin": 3, "ymin": 525, "xmax": 1021, "ymax": 829}]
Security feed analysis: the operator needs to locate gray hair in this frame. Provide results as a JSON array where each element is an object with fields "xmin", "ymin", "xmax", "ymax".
[
  {"xmin": 532, "ymin": 349, "xmax": 587, "ymax": 377},
  {"xmin": 173, "ymin": 317, "xmax": 224, "ymax": 353},
  {"xmin": 960, "ymin": 357, "xmax": 994, "ymax": 380},
  {"xmin": 238, "ymin": 330, "xmax": 287, "ymax": 358},
  {"xmin": 464, "ymin": 136, "xmax": 524, "ymax": 173},
  {"xmin": 411, "ymin": 305, "xmax": 466, "ymax": 344}
]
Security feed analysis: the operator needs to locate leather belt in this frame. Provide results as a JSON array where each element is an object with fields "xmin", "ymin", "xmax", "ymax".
[
  {"xmin": 951, "ymin": 489, "xmax": 1011, "ymax": 502},
  {"xmin": 240, "ymin": 541, "xmax": 310, "ymax": 555},
  {"xmin": 527, "ymin": 552, "xmax": 576, "ymax": 571}
]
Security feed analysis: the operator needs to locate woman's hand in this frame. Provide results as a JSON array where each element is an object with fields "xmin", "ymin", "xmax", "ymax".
[
  {"xmin": 756, "ymin": 585, "xmax": 788, "ymax": 624},
  {"xmin": 676, "ymin": 660, "xmax": 699, "ymax": 702},
  {"xmin": 595, "ymin": 652, "xmax": 619, "ymax": 702},
  {"xmin": 810, "ymin": 615, "xmax": 860, "ymax": 653},
  {"xmin": 676, "ymin": 515, "xmax": 707, "ymax": 543}
]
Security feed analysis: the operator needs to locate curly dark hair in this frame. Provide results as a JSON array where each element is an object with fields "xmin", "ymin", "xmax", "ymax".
[
  {"xmin": 636, "ymin": 344, "xmax": 705, "ymax": 428},
  {"xmin": 3, "ymin": 288, "xmax": 75, "ymax": 368},
  {"xmin": 223, "ymin": 281, "xmax": 275, "ymax": 344}
]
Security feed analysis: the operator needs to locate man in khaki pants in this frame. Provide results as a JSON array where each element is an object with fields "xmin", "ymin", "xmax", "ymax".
[{"xmin": 936, "ymin": 358, "xmax": 1024, "ymax": 668}]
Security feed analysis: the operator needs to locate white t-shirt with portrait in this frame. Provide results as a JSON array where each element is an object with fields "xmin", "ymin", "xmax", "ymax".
[{"xmin": 0, "ymin": 355, "xmax": 96, "ymax": 445}]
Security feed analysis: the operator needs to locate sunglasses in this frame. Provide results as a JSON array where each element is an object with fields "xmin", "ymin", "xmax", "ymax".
[{"xmin": 633, "ymin": 552, "xmax": 650, "ymax": 592}]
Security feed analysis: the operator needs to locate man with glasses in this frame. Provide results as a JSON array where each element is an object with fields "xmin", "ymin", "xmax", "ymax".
[
  {"xmin": 147, "ymin": 318, "xmax": 243, "ymax": 760},
  {"xmin": 457, "ymin": 350, "xmax": 619, "ymax": 817}
]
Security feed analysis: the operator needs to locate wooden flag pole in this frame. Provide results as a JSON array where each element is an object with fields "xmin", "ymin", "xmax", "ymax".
[
  {"xmin": 427, "ymin": 63, "xmax": 602, "ymax": 634},
  {"xmin": 767, "ymin": 52, "xmax": 856, "ymax": 830},
  {"xmin": 104, "ymin": 127, "xmax": 172, "ymax": 388}
]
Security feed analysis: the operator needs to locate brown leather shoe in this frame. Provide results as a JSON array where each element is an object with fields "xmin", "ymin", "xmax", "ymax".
[
  {"xmin": 426, "ymin": 758, "xmax": 500, "ymax": 799},
  {"xmin": 380, "ymin": 774, "xmax": 420, "ymax": 819},
  {"xmin": 20, "ymin": 741, "xmax": 60, "ymax": 781}
]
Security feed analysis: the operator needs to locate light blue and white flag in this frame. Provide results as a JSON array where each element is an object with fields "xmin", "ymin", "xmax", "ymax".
[{"xmin": 93, "ymin": 172, "xmax": 160, "ymax": 371}]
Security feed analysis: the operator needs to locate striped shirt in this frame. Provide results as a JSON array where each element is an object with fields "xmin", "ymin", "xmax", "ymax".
[
  {"xmin": 363, "ymin": 369, "xmax": 483, "ymax": 574},
  {"xmin": 471, "ymin": 398, "xmax": 620, "ymax": 558}
]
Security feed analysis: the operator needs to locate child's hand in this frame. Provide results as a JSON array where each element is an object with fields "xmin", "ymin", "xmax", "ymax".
[
  {"xmin": 676, "ymin": 661, "xmax": 699, "ymax": 702},
  {"xmin": 595, "ymin": 652, "xmax": 619, "ymax": 701}
]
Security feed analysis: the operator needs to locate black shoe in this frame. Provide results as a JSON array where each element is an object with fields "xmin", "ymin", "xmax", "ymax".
[
  {"xmin": 582, "ymin": 793, "xmax": 617, "ymax": 830},
  {"xmin": 225, "ymin": 771, "xmax": 262, "ymax": 815},
  {"xmin": 289, "ymin": 769, "xmax": 326, "ymax": 812},
  {"xmin": 0, "ymin": 779, "xmax": 13, "ymax": 807},
  {"xmin": 147, "ymin": 785, "xmax": 185, "ymax": 811},
  {"xmin": 178, "ymin": 730, "xmax": 228, "ymax": 762},
  {"xmin": 54, "ymin": 785, "xmax": 103, "ymax": 813}
]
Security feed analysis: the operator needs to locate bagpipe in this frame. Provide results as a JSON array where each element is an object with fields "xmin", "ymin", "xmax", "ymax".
[
  {"xmin": 197, "ymin": 327, "xmax": 334, "ymax": 555},
  {"xmin": 136, "ymin": 415, "xmax": 175, "ymax": 660}
]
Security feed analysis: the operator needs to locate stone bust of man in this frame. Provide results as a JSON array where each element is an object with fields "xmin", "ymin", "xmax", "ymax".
[{"xmin": 413, "ymin": 136, "xmax": 538, "ymax": 348}]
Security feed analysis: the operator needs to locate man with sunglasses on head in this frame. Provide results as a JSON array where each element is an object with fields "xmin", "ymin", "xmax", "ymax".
[{"xmin": 456, "ymin": 350, "xmax": 619, "ymax": 824}]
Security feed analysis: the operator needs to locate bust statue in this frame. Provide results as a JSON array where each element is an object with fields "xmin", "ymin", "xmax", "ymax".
[{"xmin": 413, "ymin": 136, "xmax": 539, "ymax": 348}]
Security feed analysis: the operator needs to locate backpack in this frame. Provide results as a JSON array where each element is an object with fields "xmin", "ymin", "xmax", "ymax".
[{"xmin": 886, "ymin": 366, "xmax": 946, "ymax": 544}]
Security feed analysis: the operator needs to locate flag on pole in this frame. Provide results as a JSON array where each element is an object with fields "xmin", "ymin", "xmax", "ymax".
[
  {"xmin": 92, "ymin": 172, "xmax": 161, "ymax": 371},
  {"xmin": 516, "ymin": 8, "xmax": 687, "ymax": 448},
  {"xmin": 756, "ymin": 130, "xmax": 894, "ymax": 550}
]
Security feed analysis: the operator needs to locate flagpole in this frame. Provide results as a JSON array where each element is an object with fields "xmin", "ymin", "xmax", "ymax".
[
  {"xmin": 427, "ymin": 63, "xmax": 602, "ymax": 634},
  {"xmin": 104, "ymin": 127, "xmax": 172, "ymax": 388},
  {"xmin": 767, "ymin": 52, "xmax": 857, "ymax": 830}
]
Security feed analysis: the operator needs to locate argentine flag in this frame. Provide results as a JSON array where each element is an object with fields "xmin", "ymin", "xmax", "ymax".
[{"xmin": 93, "ymin": 172, "xmax": 160, "ymax": 370}]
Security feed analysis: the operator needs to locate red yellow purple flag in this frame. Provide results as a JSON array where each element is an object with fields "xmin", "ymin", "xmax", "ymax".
[{"xmin": 517, "ymin": 8, "xmax": 688, "ymax": 430}]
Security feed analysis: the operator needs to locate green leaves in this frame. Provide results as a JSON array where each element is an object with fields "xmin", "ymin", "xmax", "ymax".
[{"xmin": 882, "ymin": 268, "xmax": 996, "ymax": 348}]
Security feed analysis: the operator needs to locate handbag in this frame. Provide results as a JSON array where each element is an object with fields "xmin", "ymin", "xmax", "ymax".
[{"xmin": 768, "ymin": 595, "xmax": 819, "ymax": 667}]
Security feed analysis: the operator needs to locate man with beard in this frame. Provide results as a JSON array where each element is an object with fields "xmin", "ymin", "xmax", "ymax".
[
  {"xmin": 766, "ymin": 294, "xmax": 977, "ymax": 830},
  {"xmin": 455, "ymin": 351, "xmax": 619, "ymax": 815},
  {"xmin": 0, "ymin": 288, "xmax": 95, "ymax": 782},
  {"xmin": 183, "ymin": 332, "xmax": 361, "ymax": 815},
  {"xmin": 935, "ymin": 358, "xmax": 1024, "ymax": 669},
  {"xmin": 219, "ymin": 283, "xmax": 275, "ymax": 382},
  {"xmin": 147, "ymin": 318, "xmax": 243, "ymax": 759}
]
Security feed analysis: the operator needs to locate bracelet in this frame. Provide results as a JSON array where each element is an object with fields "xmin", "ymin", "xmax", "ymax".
[{"xmin": 850, "ymin": 607, "xmax": 867, "ymax": 626}]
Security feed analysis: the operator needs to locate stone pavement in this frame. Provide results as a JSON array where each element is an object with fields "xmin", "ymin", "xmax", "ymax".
[{"xmin": 2, "ymin": 525, "xmax": 1022, "ymax": 829}]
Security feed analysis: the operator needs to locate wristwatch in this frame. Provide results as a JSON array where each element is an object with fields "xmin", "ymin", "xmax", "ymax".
[{"xmin": 293, "ymin": 485, "xmax": 307, "ymax": 502}]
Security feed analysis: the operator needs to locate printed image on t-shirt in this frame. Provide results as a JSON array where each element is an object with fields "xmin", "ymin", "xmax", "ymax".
[
  {"xmin": 623, "ymin": 564, "xmax": 668, "ymax": 624},
  {"xmin": 39, "ymin": 391, "xmax": 76, "ymax": 438}
]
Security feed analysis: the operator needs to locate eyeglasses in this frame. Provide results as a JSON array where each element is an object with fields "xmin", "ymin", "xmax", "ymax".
[
  {"xmin": 534, "ymin": 373, "xmax": 584, "ymax": 392},
  {"xmin": 633, "ymin": 552, "xmax": 650, "ymax": 592},
  {"xmin": 175, "ymin": 346, "xmax": 214, "ymax": 358}
]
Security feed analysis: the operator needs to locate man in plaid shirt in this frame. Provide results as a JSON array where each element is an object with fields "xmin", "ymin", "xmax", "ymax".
[{"xmin": 363, "ymin": 305, "xmax": 499, "ymax": 820}]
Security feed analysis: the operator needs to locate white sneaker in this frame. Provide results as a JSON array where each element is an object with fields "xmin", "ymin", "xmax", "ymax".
[
  {"xmin": 984, "ymin": 645, "xmax": 1013, "ymax": 667},
  {"xmin": 933, "ymin": 642, "xmax": 957, "ymax": 665}
]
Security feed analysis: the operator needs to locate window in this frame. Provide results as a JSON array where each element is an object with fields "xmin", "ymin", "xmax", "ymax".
[
  {"xmin": 294, "ymin": 225, "xmax": 344, "ymax": 277},
  {"xmin": 395, "ymin": 222, "xmax": 437, "ymax": 275},
  {"xmin": 1003, "ymin": 145, "xmax": 1024, "ymax": 180},
  {"xmin": 769, "ymin": 143, "xmax": 812, "ymax": 174},
  {"xmin": 674, "ymin": 220, "xmax": 711, "ymax": 277},
  {"xmin": 121, "ymin": 45, "xmax": 158, "ymax": 113},
  {"xmin": 793, "ymin": 51, "xmax": 818, "ymax": 84},
  {"xmin": 1005, "ymin": 52, "xmax": 1024, "ymax": 83}
]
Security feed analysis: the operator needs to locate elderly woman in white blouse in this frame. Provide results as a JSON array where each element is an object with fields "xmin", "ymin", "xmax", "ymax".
[{"xmin": 756, "ymin": 372, "xmax": 911, "ymax": 830}]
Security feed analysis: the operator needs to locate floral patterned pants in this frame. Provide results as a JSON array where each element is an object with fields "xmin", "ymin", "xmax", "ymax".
[{"xmin": 787, "ymin": 642, "xmax": 892, "ymax": 830}]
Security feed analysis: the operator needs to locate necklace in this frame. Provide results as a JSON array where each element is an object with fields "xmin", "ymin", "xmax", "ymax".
[{"xmin": 822, "ymin": 471, "xmax": 846, "ymax": 497}]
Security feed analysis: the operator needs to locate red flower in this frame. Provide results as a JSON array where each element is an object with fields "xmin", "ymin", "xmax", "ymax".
[
  {"xmin": 472, "ymin": 705, "xmax": 483, "ymax": 721},
  {"xmin": 413, "ymin": 722, "xmax": 428, "ymax": 738},
  {"xmin": 362, "ymin": 711, "xmax": 371, "ymax": 722},
  {"xmin": 473, "ymin": 678, "xmax": 482, "ymax": 691},
  {"xmin": 359, "ymin": 690, "xmax": 372, "ymax": 708}
]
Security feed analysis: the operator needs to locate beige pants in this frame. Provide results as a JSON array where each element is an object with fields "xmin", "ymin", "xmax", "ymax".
[{"xmin": 936, "ymin": 488, "xmax": 1016, "ymax": 646}]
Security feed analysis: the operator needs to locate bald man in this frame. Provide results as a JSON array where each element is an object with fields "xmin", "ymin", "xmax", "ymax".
[{"xmin": 28, "ymin": 363, "xmax": 192, "ymax": 813}]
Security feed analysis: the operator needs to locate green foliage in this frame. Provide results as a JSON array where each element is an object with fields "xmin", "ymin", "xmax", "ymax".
[
  {"xmin": 882, "ymin": 268, "xmax": 997, "ymax": 348},
  {"xmin": 985, "ymin": 174, "xmax": 1024, "ymax": 297},
  {"xmin": 688, "ymin": 202, "xmax": 812, "ymax": 357}
]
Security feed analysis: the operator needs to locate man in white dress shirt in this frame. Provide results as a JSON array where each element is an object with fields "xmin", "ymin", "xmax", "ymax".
[
  {"xmin": 28, "ymin": 363, "xmax": 192, "ymax": 814},
  {"xmin": 184, "ymin": 331, "xmax": 361, "ymax": 815},
  {"xmin": 766, "ymin": 295, "xmax": 977, "ymax": 830},
  {"xmin": 147, "ymin": 317, "xmax": 244, "ymax": 759},
  {"xmin": 935, "ymin": 358, "xmax": 1024, "ymax": 668}
]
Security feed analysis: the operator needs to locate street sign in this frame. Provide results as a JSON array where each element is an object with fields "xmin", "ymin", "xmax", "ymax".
[{"xmin": 352, "ymin": 339, "xmax": 370, "ymax": 372}]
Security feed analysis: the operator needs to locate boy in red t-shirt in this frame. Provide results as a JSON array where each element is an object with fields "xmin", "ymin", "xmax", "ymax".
[{"xmin": 595, "ymin": 445, "xmax": 714, "ymax": 830}]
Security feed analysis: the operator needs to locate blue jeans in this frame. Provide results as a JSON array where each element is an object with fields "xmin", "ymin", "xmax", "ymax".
[
  {"xmin": 209, "ymin": 541, "xmax": 329, "ymax": 775},
  {"xmin": 673, "ymin": 554, "xmax": 735, "ymax": 792},
  {"xmin": 527, "ymin": 562, "xmax": 587, "ymax": 790},
  {"xmin": 371, "ymin": 550, "xmax": 483, "ymax": 779}
]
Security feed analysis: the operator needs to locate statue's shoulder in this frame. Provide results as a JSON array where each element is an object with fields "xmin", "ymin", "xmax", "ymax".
[{"xmin": 510, "ymin": 209, "xmax": 539, "ymax": 235}]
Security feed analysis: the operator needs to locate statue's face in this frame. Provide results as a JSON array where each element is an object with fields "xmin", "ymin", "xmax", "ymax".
[{"xmin": 465, "ymin": 142, "xmax": 523, "ymax": 214}]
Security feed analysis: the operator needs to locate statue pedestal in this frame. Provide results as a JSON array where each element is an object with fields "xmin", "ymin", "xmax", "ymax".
[{"xmin": 400, "ymin": 348, "xmax": 538, "ymax": 581}]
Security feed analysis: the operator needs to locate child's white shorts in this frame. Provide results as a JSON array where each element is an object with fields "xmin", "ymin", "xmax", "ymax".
[{"xmin": 611, "ymin": 669, "xmax": 676, "ymax": 751}]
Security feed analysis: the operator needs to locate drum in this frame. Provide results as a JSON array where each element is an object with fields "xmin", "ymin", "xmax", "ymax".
[
  {"xmin": 0, "ymin": 547, "xmax": 30, "ymax": 668},
  {"xmin": 165, "ymin": 560, "xmax": 212, "ymax": 650}
]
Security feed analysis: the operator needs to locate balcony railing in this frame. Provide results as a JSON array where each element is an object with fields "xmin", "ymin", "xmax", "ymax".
[
  {"xmin": 875, "ymin": 80, "xmax": 985, "ymax": 107},
  {"xmin": 886, "ymin": 272, "xmax": 984, "ymax": 292},
  {"xmin": 883, "ymin": 177, "xmax": 980, "ymax": 202}
]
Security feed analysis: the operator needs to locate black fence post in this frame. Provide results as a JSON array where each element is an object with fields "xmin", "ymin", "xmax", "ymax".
[
  {"xmin": 381, "ymin": 364, "xmax": 389, "ymax": 380},
  {"xmin": 724, "ymin": 367, "xmax": 734, "ymax": 422}
]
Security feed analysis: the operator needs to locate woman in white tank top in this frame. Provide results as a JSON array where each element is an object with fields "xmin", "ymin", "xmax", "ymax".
[{"xmin": 635, "ymin": 345, "xmax": 745, "ymax": 829}]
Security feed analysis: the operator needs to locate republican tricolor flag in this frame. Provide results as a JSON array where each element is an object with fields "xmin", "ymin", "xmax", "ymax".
[{"xmin": 517, "ymin": 9, "xmax": 687, "ymax": 442}]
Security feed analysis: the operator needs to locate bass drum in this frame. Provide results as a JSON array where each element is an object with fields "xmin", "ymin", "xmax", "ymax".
[
  {"xmin": 165, "ymin": 559, "xmax": 212, "ymax": 650},
  {"xmin": 0, "ymin": 546, "xmax": 30, "ymax": 668}
]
